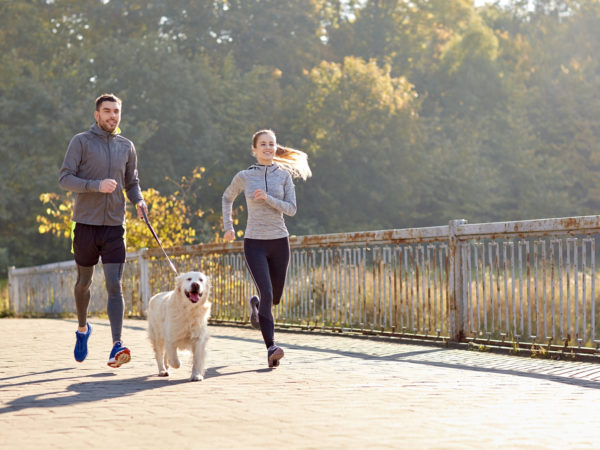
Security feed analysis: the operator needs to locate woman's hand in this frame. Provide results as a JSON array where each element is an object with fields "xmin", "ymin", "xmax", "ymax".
[
  {"xmin": 253, "ymin": 189, "xmax": 267, "ymax": 201},
  {"xmin": 224, "ymin": 230, "xmax": 235, "ymax": 242}
]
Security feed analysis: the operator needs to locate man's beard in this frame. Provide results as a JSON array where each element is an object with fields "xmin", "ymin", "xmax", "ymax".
[{"xmin": 99, "ymin": 120, "xmax": 118, "ymax": 133}]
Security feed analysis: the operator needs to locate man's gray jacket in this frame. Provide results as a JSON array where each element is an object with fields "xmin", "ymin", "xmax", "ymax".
[{"xmin": 59, "ymin": 124, "xmax": 143, "ymax": 226}]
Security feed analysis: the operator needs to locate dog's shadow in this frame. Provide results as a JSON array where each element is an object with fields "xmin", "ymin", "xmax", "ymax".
[{"xmin": 0, "ymin": 366, "xmax": 271, "ymax": 415}]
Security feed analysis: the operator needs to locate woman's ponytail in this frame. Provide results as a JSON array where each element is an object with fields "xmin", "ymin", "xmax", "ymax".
[{"xmin": 274, "ymin": 145, "xmax": 312, "ymax": 180}]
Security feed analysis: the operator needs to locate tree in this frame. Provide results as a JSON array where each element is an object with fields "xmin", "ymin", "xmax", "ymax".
[
  {"xmin": 37, "ymin": 170, "xmax": 209, "ymax": 252},
  {"xmin": 282, "ymin": 56, "xmax": 422, "ymax": 232}
]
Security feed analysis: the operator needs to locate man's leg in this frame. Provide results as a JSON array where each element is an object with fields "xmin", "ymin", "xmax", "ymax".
[
  {"xmin": 73, "ymin": 264, "xmax": 94, "ymax": 362},
  {"xmin": 100, "ymin": 225, "xmax": 130, "ymax": 368},
  {"xmin": 103, "ymin": 262, "xmax": 131, "ymax": 368},
  {"xmin": 72, "ymin": 222, "xmax": 99, "ymax": 333},
  {"xmin": 74, "ymin": 264, "xmax": 94, "ymax": 331},
  {"xmin": 103, "ymin": 262, "xmax": 124, "ymax": 344}
]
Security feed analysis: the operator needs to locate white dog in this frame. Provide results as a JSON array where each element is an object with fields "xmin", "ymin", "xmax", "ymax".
[{"xmin": 147, "ymin": 271, "xmax": 211, "ymax": 381}]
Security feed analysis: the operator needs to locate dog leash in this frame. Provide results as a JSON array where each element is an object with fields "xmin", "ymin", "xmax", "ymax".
[{"xmin": 141, "ymin": 208, "xmax": 178, "ymax": 275}]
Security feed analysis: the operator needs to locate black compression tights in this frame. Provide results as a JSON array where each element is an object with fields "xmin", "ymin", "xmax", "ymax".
[
  {"xmin": 243, "ymin": 237, "xmax": 290, "ymax": 349},
  {"xmin": 74, "ymin": 263, "xmax": 125, "ymax": 343}
]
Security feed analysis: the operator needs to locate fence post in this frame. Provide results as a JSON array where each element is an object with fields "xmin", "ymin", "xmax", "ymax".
[
  {"xmin": 138, "ymin": 249, "xmax": 150, "ymax": 317},
  {"xmin": 448, "ymin": 219, "xmax": 467, "ymax": 341},
  {"xmin": 8, "ymin": 266, "xmax": 18, "ymax": 315}
]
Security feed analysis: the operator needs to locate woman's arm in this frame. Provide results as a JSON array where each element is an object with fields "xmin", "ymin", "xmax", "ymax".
[
  {"xmin": 264, "ymin": 174, "xmax": 297, "ymax": 216},
  {"xmin": 222, "ymin": 172, "xmax": 244, "ymax": 235}
]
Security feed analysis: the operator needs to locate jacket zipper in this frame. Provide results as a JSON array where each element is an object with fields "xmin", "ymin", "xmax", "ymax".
[
  {"xmin": 104, "ymin": 134, "xmax": 112, "ymax": 225},
  {"xmin": 264, "ymin": 166, "xmax": 268, "ymax": 193}
]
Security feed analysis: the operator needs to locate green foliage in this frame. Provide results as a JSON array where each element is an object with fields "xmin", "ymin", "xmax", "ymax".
[
  {"xmin": 36, "ymin": 169, "xmax": 216, "ymax": 251},
  {"xmin": 1, "ymin": 0, "xmax": 600, "ymax": 269},
  {"xmin": 286, "ymin": 56, "xmax": 421, "ymax": 231},
  {"xmin": 0, "ymin": 278, "xmax": 10, "ymax": 317},
  {"xmin": 125, "ymin": 187, "xmax": 197, "ymax": 251}
]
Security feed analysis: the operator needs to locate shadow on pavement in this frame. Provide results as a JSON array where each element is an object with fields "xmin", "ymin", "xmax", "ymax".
[
  {"xmin": 61, "ymin": 318, "xmax": 148, "ymax": 333},
  {"xmin": 213, "ymin": 334, "xmax": 600, "ymax": 391},
  {"xmin": 204, "ymin": 366, "xmax": 272, "ymax": 379},
  {"xmin": 398, "ymin": 359, "xmax": 600, "ymax": 390},
  {"xmin": 0, "ymin": 374, "xmax": 191, "ymax": 415},
  {"xmin": 0, "ymin": 367, "xmax": 75, "ymax": 384},
  {"xmin": 0, "ymin": 370, "xmax": 115, "ymax": 390},
  {"xmin": 0, "ymin": 365, "xmax": 272, "ymax": 415}
]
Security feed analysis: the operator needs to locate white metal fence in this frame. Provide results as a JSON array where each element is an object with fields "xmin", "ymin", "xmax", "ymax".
[{"xmin": 9, "ymin": 215, "xmax": 600, "ymax": 350}]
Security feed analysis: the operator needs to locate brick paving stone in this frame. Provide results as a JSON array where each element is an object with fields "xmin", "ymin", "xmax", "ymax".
[{"xmin": 1, "ymin": 318, "xmax": 600, "ymax": 449}]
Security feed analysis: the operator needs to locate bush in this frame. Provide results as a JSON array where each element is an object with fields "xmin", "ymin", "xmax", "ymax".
[{"xmin": 0, "ymin": 278, "xmax": 11, "ymax": 317}]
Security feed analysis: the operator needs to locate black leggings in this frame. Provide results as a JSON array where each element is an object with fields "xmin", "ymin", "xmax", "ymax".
[{"xmin": 244, "ymin": 237, "xmax": 290, "ymax": 349}]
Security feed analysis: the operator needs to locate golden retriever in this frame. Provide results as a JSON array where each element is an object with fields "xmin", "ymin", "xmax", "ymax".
[{"xmin": 147, "ymin": 271, "xmax": 211, "ymax": 381}]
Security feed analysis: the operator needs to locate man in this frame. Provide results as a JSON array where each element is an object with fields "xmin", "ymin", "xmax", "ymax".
[{"xmin": 59, "ymin": 93, "xmax": 147, "ymax": 368}]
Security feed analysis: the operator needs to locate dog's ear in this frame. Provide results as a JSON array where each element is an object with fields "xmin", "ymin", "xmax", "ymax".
[{"xmin": 175, "ymin": 273, "xmax": 185, "ymax": 292}]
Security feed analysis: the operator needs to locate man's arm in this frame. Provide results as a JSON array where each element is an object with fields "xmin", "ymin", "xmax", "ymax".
[
  {"xmin": 124, "ymin": 143, "xmax": 146, "ymax": 219},
  {"xmin": 58, "ymin": 135, "xmax": 102, "ymax": 193}
]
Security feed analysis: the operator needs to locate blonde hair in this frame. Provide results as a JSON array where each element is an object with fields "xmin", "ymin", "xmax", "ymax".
[{"xmin": 252, "ymin": 129, "xmax": 312, "ymax": 181}]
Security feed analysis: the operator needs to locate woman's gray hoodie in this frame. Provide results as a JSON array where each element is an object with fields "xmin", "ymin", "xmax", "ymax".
[{"xmin": 222, "ymin": 163, "xmax": 296, "ymax": 240}]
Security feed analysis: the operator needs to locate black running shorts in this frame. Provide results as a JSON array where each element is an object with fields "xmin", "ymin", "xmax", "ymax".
[{"xmin": 73, "ymin": 223, "xmax": 126, "ymax": 267}]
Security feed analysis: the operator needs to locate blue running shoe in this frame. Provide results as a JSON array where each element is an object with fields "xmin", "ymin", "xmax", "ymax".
[
  {"xmin": 267, "ymin": 344, "xmax": 284, "ymax": 368},
  {"xmin": 249, "ymin": 296, "xmax": 260, "ymax": 330},
  {"xmin": 107, "ymin": 341, "xmax": 131, "ymax": 368},
  {"xmin": 74, "ymin": 322, "xmax": 92, "ymax": 362}
]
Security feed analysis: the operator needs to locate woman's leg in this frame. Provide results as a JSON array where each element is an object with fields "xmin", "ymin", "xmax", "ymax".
[
  {"xmin": 244, "ymin": 239, "xmax": 275, "ymax": 348},
  {"xmin": 268, "ymin": 237, "xmax": 290, "ymax": 306}
]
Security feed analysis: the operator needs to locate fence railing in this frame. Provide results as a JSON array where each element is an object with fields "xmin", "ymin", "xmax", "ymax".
[{"xmin": 9, "ymin": 215, "xmax": 600, "ymax": 350}]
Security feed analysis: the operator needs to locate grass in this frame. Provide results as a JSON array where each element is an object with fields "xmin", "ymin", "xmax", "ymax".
[{"xmin": 465, "ymin": 269, "xmax": 600, "ymax": 347}]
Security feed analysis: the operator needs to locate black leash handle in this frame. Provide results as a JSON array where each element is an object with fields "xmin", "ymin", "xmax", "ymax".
[{"xmin": 141, "ymin": 208, "xmax": 178, "ymax": 275}]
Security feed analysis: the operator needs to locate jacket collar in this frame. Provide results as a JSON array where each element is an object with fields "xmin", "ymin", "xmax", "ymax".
[
  {"xmin": 248, "ymin": 163, "xmax": 279, "ymax": 172},
  {"xmin": 90, "ymin": 123, "xmax": 121, "ymax": 138}
]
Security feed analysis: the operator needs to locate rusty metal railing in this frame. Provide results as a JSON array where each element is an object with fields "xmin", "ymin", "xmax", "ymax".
[
  {"xmin": 457, "ymin": 217, "xmax": 600, "ymax": 350},
  {"xmin": 8, "ymin": 215, "xmax": 600, "ymax": 350}
]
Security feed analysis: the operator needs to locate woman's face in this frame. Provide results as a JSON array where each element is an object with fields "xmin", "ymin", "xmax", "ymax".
[{"xmin": 253, "ymin": 132, "xmax": 276, "ymax": 165}]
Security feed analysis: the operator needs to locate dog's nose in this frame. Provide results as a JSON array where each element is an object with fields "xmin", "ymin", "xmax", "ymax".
[{"xmin": 191, "ymin": 282, "xmax": 200, "ymax": 292}]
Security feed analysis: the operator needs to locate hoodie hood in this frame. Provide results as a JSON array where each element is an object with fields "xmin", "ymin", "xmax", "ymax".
[
  {"xmin": 90, "ymin": 123, "xmax": 121, "ymax": 137},
  {"xmin": 247, "ymin": 163, "xmax": 280, "ymax": 172}
]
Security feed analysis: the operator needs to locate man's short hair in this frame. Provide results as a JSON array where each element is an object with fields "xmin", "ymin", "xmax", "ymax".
[{"xmin": 95, "ymin": 93, "xmax": 122, "ymax": 111}]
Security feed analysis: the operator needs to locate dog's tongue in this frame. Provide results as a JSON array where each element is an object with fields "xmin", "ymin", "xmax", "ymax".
[{"xmin": 189, "ymin": 292, "xmax": 200, "ymax": 303}]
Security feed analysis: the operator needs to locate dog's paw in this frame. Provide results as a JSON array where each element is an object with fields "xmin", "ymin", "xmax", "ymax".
[
  {"xmin": 158, "ymin": 370, "xmax": 169, "ymax": 377},
  {"xmin": 190, "ymin": 374, "xmax": 204, "ymax": 382}
]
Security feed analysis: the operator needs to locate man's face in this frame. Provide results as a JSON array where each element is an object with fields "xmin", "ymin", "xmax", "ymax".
[{"xmin": 94, "ymin": 101, "xmax": 121, "ymax": 133}]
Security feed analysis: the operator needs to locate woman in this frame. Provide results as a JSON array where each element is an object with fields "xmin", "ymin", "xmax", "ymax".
[{"xmin": 222, "ymin": 129, "xmax": 311, "ymax": 367}]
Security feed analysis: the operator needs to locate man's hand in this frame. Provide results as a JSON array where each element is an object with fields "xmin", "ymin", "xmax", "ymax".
[
  {"xmin": 224, "ymin": 230, "xmax": 235, "ymax": 242},
  {"xmin": 136, "ymin": 200, "xmax": 148, "ymax": 220},
  {"xmin": 99, "ymin": 179, "xmax": 117, "ymax": 193}
]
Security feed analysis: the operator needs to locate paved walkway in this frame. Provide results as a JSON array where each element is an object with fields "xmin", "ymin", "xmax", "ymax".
[{"xmin": 2, "ymin": 318, "xmax": 600, "ymax": 449}]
